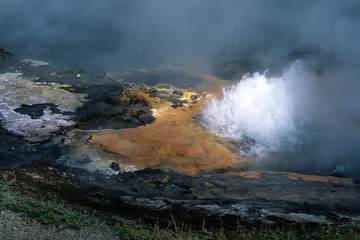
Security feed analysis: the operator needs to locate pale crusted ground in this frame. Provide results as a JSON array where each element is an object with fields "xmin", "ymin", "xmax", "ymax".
[{"xmin": 0, "ymin": 72, "xmax": 86, "ymax": 142}]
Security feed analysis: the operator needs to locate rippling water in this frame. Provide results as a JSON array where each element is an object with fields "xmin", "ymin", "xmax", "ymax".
[
  {"xmin": 0, "ymin": 1, "xmax": 173, "ymax": 72},
  {"xmin": 0, "ymin": 1, "xmax": 240, "ymax": 72},
  {"xmin": 0, "ymin": 7, "xmax": 130, "ymax": 71}
]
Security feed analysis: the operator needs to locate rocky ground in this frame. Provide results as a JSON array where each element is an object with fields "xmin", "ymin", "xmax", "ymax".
[
  {"xmin": 1, "ymin": 45, "xmax": 360, "ymax": 239},
  {"xmin": 1, "ymin": 162, "xmax": 359, "ymax": 239}
]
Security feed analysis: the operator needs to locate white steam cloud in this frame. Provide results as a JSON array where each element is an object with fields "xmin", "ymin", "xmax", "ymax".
[
  {"xmin": 1, "ymin": 0, "xmax": 360, "ymax": 70},
  {"xmin": 201, "ymin": 61, "xmax": 360, "ymax": 174},
  {"xmin": 202, "ymin": 61, "xmax": 310, "ymax": 151}
]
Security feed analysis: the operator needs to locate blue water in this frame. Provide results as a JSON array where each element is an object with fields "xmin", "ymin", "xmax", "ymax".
[
  {"xmin": 0, "ymin": 1, "xmax": 137, "ymax": 72},
  {"xmin": 2, "ymin": 0, "xmax": 359, "ymax": 73},
  {"xmin": 0, "ymin": 0, "xmax": 237, "ymax": 72}
]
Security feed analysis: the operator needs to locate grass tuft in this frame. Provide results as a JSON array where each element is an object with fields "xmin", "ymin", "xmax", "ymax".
[
  {"xmin": 0, "ymin": 177, "xmax": 91, "ymax": 229},
  {"xmin": 1, "ymin": 175, "xmax": 359, "ymax": 239},
  {"xmin": 112, "ymin": 214, "xmax": 360, "ymax": 240}
]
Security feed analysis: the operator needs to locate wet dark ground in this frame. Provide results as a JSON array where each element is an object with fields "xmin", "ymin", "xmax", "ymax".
[{"xmin": 1, "ymin": 160, "xmax": 359, "ymax": 229}]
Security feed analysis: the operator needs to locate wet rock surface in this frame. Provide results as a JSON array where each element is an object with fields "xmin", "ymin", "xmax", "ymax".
[
  {"xmin": 1, "ymin": 164, "xmax": 359, "ymax": 228},
  {"xmin": 0, "ymin": 123, "xmax": 37, "ymax": 167},
  {"xmin": 0, "ymin": 45, "xmax": 14, "ymax": 59},
  {"xmin": 0, "ymin": 48, "xmax": 359, "ymax": 227},
  {"xmin": 14, "ymin": 103, "xmax": 63, "ymax": 119}
]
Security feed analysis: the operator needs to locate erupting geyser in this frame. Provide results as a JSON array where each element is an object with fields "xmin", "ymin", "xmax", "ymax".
[
  {"xmin": 201, "ymin": 60, "xmax": 360, "ymax": 175},
  {"xmin": 202, "ymin": 61, "xmax": 311, "ymax": 152}
]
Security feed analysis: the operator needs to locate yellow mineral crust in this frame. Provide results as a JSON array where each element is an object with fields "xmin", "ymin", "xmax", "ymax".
[
  {"xmin": 91, "ymin": 100, "xmax": 249, "ymax": 175},
  {"xmin": 224, "ymin": 171, "xmax": 354, "ymax": 185}
]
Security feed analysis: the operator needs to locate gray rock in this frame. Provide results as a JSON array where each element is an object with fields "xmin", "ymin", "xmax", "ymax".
[
  {"xmin": 110, "ymin": 162, "xmax": 120, "ymax": 171},
  {"xmin": 0, "ymin": 45, "xmax": 14, "ymax": 58}
]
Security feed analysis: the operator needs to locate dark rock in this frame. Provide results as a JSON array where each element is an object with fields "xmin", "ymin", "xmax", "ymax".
[
  {"xmin": 3, "ymin": 157, "xmax": 360, "ymax": 228},
  {"xmin": 95, "ymin": 192, "xmax": 104, "ymax": 197},
  {"xmin": 14, "ymin": 103, "xmax": 62, "ymax": 119},
  {"xmin": 131, "ymin": 182, "xmax": 145, "ymax": 192},
  {"xmin": 172, "ymin": 90, "xmax": 183, "ymax": 95},
  {"xmin": 0, "ymin": 119, "xmax": 62, "ymax": 167},
  {"xmin": 76, "ymin": 154, "xmax": 92, "ymax": 164},
  {"xmin": 85, "ymin": 135, "xmax": 92, "ymax": 145},
  {"xmin": 74, "ymin": 83, "xmax": 155, "ymax": 130},
  {"xmin": 138, "ymin": 113, "xmax": 155, "ymax": 124},
  {"xmin": 171, "ymin": 103, "xmax": 184, "ymax": 108},
  {"xmin": 191, "ymin": 93, "xmax": 202, "ymax": 102},
  {"xmin": 0, "ymin": 45, "xmax": 14, "ymax": 59},
  {"xmin": 95, "ymin": 174, "xmax": 103, "ymax": 182},
  {"xmin": 43, "ymin": 167, "xmax": 360, "ymax": 226},
  {"xmin": 110, "ymin": 162, "xmax": 120, "ymax": 171},
  {"xmin": 129, "ymin": 94, "xmax": 152, "ymax": 108},
  {"xmin": 104, "ymin": 95, "xmax": 122, "ymax": 106},
  {"xmin": 152, "ymin": 175, "xmax": 170, "ymax": 187}
]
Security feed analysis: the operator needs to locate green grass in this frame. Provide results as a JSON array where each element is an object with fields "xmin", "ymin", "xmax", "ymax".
[
  {"xmin": 3, "ymin": 199, "xmax": 91, "ymax": 229},
  {"xmin": 1, "ymin": 175, "xmax": 359, "ymax": 239},
  {"xmin": 0, "ymin": 175, "xmax": 15, "ymax": 201},
  {"xmin": 0, "ymin": 177, "xmax": 91, "ymax": 229},
  {"xmin": 112, "ymin": 216, "xmax": 360, "ymax": 240}
]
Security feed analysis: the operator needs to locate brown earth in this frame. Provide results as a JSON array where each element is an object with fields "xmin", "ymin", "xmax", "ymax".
[{"xmin": 91, "ymin": 99, "xmax": 250, "ymax": 175}]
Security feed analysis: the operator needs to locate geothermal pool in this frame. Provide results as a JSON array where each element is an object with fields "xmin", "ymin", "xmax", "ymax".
[
  {"xmin": 1, "ymin": 0, "xmax": 360, "ymax": 178},
  {"xmin": 2, "ymin": 1, "xmax": 360, "ymax": 230},
  {"xmin": 0, "ymin": 57, "xmax": 353, "ymax": 178}
]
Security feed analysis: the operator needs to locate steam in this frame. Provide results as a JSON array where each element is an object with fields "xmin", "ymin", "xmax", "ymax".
[
  {"xmin": 202, "ymin": 61, "xmax": 310, "ymax": 151},
  {"xmin": 1, "ymin": 1, "xmax": 360, "ymax": 71},
  {"xmin": 201, "ymin": 61, "xmax": 360, "ymax": 173}
]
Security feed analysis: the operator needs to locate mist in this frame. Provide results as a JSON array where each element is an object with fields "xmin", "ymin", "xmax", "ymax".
[
  {"xmin": 201, "ymin": 61, "xmax": 360, "ymax": 174},
  {"xmin": 1, "ymin": 0, "xmax": 360, "ymax": 174},
  {"xmin": 0, "ymin": 0, "xmax": 359, "ymax": 70}
]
